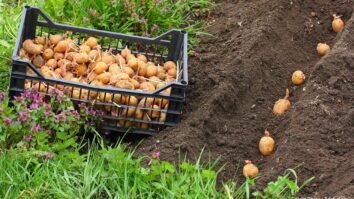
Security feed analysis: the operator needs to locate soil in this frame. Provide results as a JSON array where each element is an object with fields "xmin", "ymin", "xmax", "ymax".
[{"xmin": 135, "ymin": 0, "xmax": 354, "ymax": 197}]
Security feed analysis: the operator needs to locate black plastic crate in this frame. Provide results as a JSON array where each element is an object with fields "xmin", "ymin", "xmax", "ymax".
[{"xmin": 9, "ymin": 6, "xmax": 188, "ymax": 136}]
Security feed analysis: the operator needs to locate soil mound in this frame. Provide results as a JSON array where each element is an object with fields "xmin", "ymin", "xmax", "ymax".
[{"xmin": 136, "ymin": 0, "xmax": 354, "ymax": 196}]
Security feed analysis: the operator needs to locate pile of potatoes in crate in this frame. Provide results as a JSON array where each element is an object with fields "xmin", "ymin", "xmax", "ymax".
[{"xmin": 19, "ymin": 34, "xmax": 178, "ymax": 127}]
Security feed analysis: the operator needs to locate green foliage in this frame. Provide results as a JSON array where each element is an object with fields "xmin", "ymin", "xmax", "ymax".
[
  {"xmin": 0, "ymin": 141, "xmax": 239, "ymax": 199},
  {"xmin": 0, "ymin": 88, "xmax": 100, "ymax": 155},
  {"xmin": 252, "ymin": 169, "xmax": 315, "ymax": 199}
]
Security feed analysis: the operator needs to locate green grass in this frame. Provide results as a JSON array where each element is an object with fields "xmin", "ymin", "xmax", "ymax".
[
  {"xmin": 0, "ymin": 139, "xmax": 314, "ymax": 199},
  {"xmin": 0, "ymin": 140, "xmax": 247, "ymax": 199}
]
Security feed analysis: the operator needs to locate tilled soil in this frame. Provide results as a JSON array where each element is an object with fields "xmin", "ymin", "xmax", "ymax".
[{"xmin": 136, "ymin": 0, "xmax": 354, "ymax": 196}]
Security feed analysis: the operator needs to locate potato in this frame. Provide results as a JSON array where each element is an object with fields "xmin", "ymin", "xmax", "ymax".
[
  {"xmin": 148, "ymin": 76, "xmax": 161, "ymax": 87},
  {"xmin": 110, "ymin": 73, "xmax": 130, "ymax": 84},
  {"xmin": 156, "ymin": 97, "xmax": 169, "ymax": 108},
  {"xmin": 115, "ymin": 80, "xmax": 134, "ymax": 90},
  {"xmin": 19, "ymin": 48, "xmax": 27, "ymax": 58},
  {"xmin": 89, "ymin": 61, "xmax": 98, "ymax": 70},
  {"xmin": 35, "ymin": 36, "xmax": 46, "ymax": 45},
  {"xmin": 74, "ymin": 64, "xmax": 88, "ymax": 76},
  {"xmin": 54, "ymin": 40, "xmax": 69, "ymax": 53},
  {"xmin": 88, "ymin": 50, "xmax": 100, "ymax": 61},
  {"xmin": 97, "ymin": 72, "xmax": 111, "ymax": 84},
  {"xmin": 87, "ymin": 72, "xmax": 98, "ymax": 83},
  {"xmin": 146, "ymin": 64, "xmax": 157, "ymax": 77},
  {"xmin": 115, "ymin": 54, "xmax": 126, "ymax": 65},
  {"xmin": 32, "ymin": 55, "xmax": 45, "ymax": 68},
  {"xmin": 135, "ymin": 114, "xmax": 150, "ymax": 129},
  {"xmin": 126, "ymin": 53, "xmax": 136, "ymax": 61},
  {"xmin": 138, "ymin": 97, "xmax": 154, "ymax": 107},
  {"xmin": 137, "ymin": 61, "xmax": 147, "ymax": 77},
  {"xmin": 122, "ymin": 66, "xmax": 134, "ymax": 78},
  {"xmin": 137, "ymin": 54, "xmax": 147, "ymax": 63},
  {"xmin": 166, "ymin": 76, "xmax": 176, "ymax": 83},
  {"xmin": 159, "ymin": 112, "xmax": 167, "ymax": 122},
  {"xmin": 140, "ymin": 82, "xmax": 155, "ymax": 92},
  {"xmin": 157, "ymin": 71, "xmax": 167, "ymax": 80},
  {"xmin": 101, "ymin": 53, "xmax": 114, "ymax": 65},
  {"xmin": 118, "ymin": 119, "xmax": 132, "ymax": 128},
  {"xmin": 54, "ymin": 68, "xmax": 64, "ymax": 77},
  {"xmin": 168, "ymin": 68, "xmax": 177, "ymax": 78},
  {"xmin": 147, "ymin": 105, "xmax": 161, "ymax": 118},
  {"xmin": 113, "ymin": 93, "xmax": 126, "ymax": 104},
  {"xmin": 147, "ymin": 61, "xmax": 155, "ymax": 66},
  {"xmin": 134, "ymin": 109, "xmax": 144, "ymax": 119},
  {"xmin": 108, "ymin": 64, "xmax": 122, "ymax": 74},
  {"xmin": 57, "ymin": 59, "xmax": 71, "ymax": 69},
  {"xmin": 46, "ymin": 59, "xmax": 57, "ymax": 69},
  {"xmin": 54, "ymin": 52, "xmax": 64, "ymax": 60},
  {"xmin": 49, "ymin": 35, "xmax": 63, "ymax": 45},
  {"xmin": 63, "ymin": 72, "xmax": 74, "ymax": 80},
  {"xmin": 99, "ymin": 92, "xmax": 113, "ymax": 102},
  {"xmin": 74, "ymin": 53, "xmax": 90, "ymax": 64},
  {"xmin": 94, "ymin": 62, "xmax": 108, "ymax": 74},
  {"xmin": 43, "ymin": 48, "xmax": 54, "ymax": 59},
  {"xmin": 126, "ymin": 96, "xmax": 138, "ymax": 106},
  {"xmin": 122, "ymin": 107, "xmax": 137, "ymax": 117},
  {"xmin": 85, "ymin": 37, "xmax": 98, "ymax": 48},
  {"xmin": 129, "ymin": 78, "xmax": 140, "ymax": 89},
  {"xmin": 23, "ymin": 39, "xmax": 42, "ymax": 55},
  {"xmin": 66, "ymin": 39, "xmax": 77, "ymax": 52},
  {"xmin": 136, "ymin": 76, "xmax": 147, "ymax": 84},
  {"xmin": 121, "ymin": 47, "xmax": 131, "ymax": 58},
  {"xmin": 164, "ymin": 61, "xmax": 176, "ymax": 70},
  {"xmin": 80, "ymin": 44, "xmax": 91, "ymax": 54}
]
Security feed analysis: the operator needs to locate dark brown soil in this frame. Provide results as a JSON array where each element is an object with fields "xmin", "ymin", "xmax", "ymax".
[{"xmin": 136, "ymin": 0, "xmax": 354, "ymax": 196}]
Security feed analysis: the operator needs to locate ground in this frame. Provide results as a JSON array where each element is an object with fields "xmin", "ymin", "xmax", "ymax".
[{"xmin": 135, "ymin": 0, "xmax": 354, "ymax": 197}]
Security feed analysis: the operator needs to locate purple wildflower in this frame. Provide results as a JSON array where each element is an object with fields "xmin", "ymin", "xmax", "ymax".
[
  {"xmin": 44, "ymin": 111, "xmax": 53, "ymax": 117},
  {"xmin": 151, "ymin": 24, "xmax": 159, "ymax": 33},
  {"xmin": 71, "ymin": 110, "xmax": 80, "ymax": 120},
  {"xmin": 44, "ymin": 152, "xmax": 53, "ymax": 160},
  {"xmin": 0, "ymin": 92, "xmax": 5, "ymax": 101},
  {"xmin": 31, "ymin": 124, "xmax": 42, "ymax": 132},
  {"xmin": 48, "ymin": 87, "xmax": 56, "ymax": 94},
  {"xmin": 154, "ymin": 0, "xmax": 161, "ymax": 4},
  {"xmin": 14, "ymin": 95, "xmax": 24, "ymax": 102},
  {"xmin": 4, "ymin": 118, "xmax": 12, "ymax": 126},
  {"xmin": 44, "ymin": 103, "xmax": 51, "ymax": 111},
  {"xmin": 143, "ymin": 32, "xmax": 150, "ymax": 37},
  {"xmin": 140, "ymin": 17, "xmax": 147, "ymax": 25},
  {"xmin": 22, "ymin": 90, "xmax": 31, "ymax": 98},
  {"xmin": 131, "ymin": 12, "xmax": 139, "ymax": 18},
  {"xmin": 78, "ymin": 103, "xmax": 86, "ymax": 108},
  {"xmin": 23, "ymin": 134, "xmax": 32, "ymax": 141},
  {"xmin": 17, "ymin": 110, "xmax": 29, "ymax": 122},
  {"xmin": 56, "ymin": 113, "xmax": 67, "ymax": 122},
  {"xmin": 152, "ymin": 151, "xmax": 160, "ymax": 159},
  {"xmin": 30, "ymin": 103, "xmax": 39, "ymax": 109}
]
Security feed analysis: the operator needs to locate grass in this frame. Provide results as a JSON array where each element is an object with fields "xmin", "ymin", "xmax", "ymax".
[
  {"xmin": 0, "ymin": 139, "xmax": 246, "ymax": 199},
  {"xmin": 0, "ymin": 137, "xmax": 314, "ymax": 199}
]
